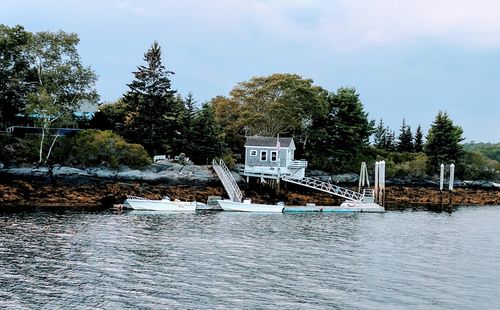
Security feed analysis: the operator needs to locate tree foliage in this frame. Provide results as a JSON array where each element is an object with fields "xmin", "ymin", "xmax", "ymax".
[
  {"xmin": 373, "ymin": 119, "xmax": 387, "ymax": 149},
  {"xmin": 0, "ymin": 24, "xmax": 36, "ymax": 127},
  {"xmin": 414, "ymin": 125, "xmax": 424, "ymax": 152},
  {"xmin": 397, "ymin": 118, "xmax": 413, "ymax": 152},
  {"xmin": 189, "ymin": 102, "xmax": 225, "ymax": 164},
  {"xmin": 425, "ymin": 111, "xmax": 464, "ymax": 171},
  {"xmin": 217, "ymin": 73, "xmax": 327, "ymax": 139},
  {"xmin": 307, "ymin": 87, "xmax": 373, "ymax": 172},
  {"xmin": 67, "ymin": 129, "xmax": 151, "ymax": 169},
  {"xmin": 122, "ymin": 41, "xmax": 180, "ymax": 155},
  {"xmin": 26, "ymin": 30, "xmax": 98, "ymax": 165},
  {"xmin": 90, "ymin": 99, "xmax": 128, "ymax": 132},
  {"xmin": 460, "ymin": 150, "xmax": 499, "ymax": 181},
  {"xmin": 463, "ymin": 142, "xmax": 500, "ymax": 162},
  {"xmin": 177, "ymin": 92, "xmax": 198, "ymax": 156}
]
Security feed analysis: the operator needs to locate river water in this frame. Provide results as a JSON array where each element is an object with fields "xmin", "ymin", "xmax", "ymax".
[{"xmin": 1, "ymin": 206, "xmax": 499, "ymax": 309}]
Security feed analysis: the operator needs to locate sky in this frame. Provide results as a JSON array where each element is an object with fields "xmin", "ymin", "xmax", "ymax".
[{"xmin": 1, "ymin": 0, "xmax": 499, "ymax": 142}]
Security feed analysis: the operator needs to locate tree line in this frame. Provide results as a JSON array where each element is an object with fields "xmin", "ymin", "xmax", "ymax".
[{"xmin": 1, "ymin": 24, "xmax": 498, "ymax": 180}]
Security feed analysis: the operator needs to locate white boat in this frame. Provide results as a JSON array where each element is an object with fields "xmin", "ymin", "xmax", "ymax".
[
  {"xmin": 217, "ymin": 199, "xmax": 284, "ymax": 213},
  {"xmin": 123, "ymin": 196, "xmax": 203, "ymax": 212}
]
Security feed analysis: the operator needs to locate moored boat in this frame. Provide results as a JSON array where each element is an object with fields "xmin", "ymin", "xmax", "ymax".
[
  {"xmin": 217, "ymin": 199, "xmax": 284, "ymax": 213},
  {"xmin": 123, "ymin": 196, "xmax": 203, "ymax": 212}
]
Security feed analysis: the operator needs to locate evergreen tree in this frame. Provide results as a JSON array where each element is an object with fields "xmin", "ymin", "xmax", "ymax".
[
  {"xmin": 373, "ymin": 119, "xmax": 387, "ymax": 149},
  {"xmin": 190, "ymin": 102, "xmax": 225, "ymax": 164},
  {"xmin": 307, "ymin": 87, "xmax": 373, "ymax": 172},
  {"xmin": 425, "ymin": 111, "xmax": 464, "ymax": 171},
  {"xmin": 122, "ymin": 41, "xmax": 179, "ymax": 155},
  {"xmin": 384, "ymin": 128, "xmax": 397, "ymax": 152},
  {"xmin": 178, "ymin": 92, "xmax": 198, "ymax": 157},
  {"xmin": 414, "ymin": 124, "xmax": 424, "ymax": 152},
  {"xmin": 397, "ymin": 118, "xmax": 414, "ymax": 152}
]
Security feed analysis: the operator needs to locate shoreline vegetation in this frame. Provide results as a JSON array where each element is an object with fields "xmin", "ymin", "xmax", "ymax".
[
  {"xmin": 1, "ymin": 164, "xmax": 498, "ymax": 211},
  {"xmin": 1, "ymin": 24, "xmax": 499, "ymax": 210}
]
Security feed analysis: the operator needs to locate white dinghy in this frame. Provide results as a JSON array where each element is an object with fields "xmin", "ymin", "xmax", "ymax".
[
  {"xmin": 123, "ymin": 196, "xmax": 204, "ymax": 212},
  {"xmin": 217, "ymin": 199, "xmax": 284, "ymax": 213}
]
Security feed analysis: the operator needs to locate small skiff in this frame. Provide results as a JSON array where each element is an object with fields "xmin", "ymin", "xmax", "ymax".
[
  {"xmin": 123, "ymin": 196, "xmax": 204, "ymax": 212},
  {"xmin": 217, "ymin": 199, "xmax": 284, "ymax": 213}
]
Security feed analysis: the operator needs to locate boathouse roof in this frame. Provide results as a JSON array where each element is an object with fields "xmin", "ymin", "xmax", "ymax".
[{"xmin": 244, "ymin": 136, "xmax": 294, "ymax": 148}]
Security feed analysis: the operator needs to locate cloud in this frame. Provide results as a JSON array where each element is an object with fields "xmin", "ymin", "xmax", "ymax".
[{"xmin": 107, "ymin": 0, "xmax": 500, "ymax": 50}]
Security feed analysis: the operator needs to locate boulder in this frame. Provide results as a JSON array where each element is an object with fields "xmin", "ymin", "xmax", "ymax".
[{"xmin": 53, "ymin": 167, "xmax": 90, "ymax": 178}]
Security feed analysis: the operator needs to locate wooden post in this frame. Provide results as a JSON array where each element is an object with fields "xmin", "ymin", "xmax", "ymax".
[
  {"xmin": 447, "ymin": 163, "xmax": 455, "ymax": 212},
  {"xmin": 374, "ymin": 161, "xmax": 379, "ymax": 204},
  {"xmin": 439, "ymin": 163, "xmax": 444, "ymax": 211}
]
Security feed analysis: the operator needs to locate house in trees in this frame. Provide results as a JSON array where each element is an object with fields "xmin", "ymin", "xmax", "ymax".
[{"xmin": 243, "ymin": 136, "xmax": 308, "ymax": 180}]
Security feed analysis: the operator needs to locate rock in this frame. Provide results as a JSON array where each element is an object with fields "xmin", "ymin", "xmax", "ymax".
[
  {"xmin": 117, "ymin": 169, "xmax": 144, "ymax": 181},
  {"xmin": 332, "ymin": 173, "xmax": 359, "ymax": 183},
  {"xmin": 53, "ymin": 166, "xmax": 90, "ymax": 178},
  {"xmin": 86, "ymin": 167, "xmax": 118, "ymax": 179}
]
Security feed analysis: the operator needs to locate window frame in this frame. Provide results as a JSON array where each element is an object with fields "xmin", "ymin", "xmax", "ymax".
[
  {"xmin": 271, "ymin": 151, "xmax": 278, "ymax": 162},
  {"xmin": 260, "ymin": 150, "xmax": 268, "ymax": 161},
  {"xmin": 250, "ymin": 150, "xmax": 257, "ymax": 156}
]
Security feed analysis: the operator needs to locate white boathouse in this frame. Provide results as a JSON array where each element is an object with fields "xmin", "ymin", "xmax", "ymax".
[{"xmin": 243, "ymin": 136, "xmax": 307, "ymax": 180}]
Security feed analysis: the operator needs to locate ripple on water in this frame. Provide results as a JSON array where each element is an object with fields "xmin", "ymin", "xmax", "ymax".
[{"xmin": 1, "ymin": 207, "xmax": 500, "ymax": 309}]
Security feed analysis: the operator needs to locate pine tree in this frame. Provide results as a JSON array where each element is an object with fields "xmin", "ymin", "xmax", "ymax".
[
  {"xmin": 178, "ymin": 92, "xmax": 198, "ymax": 157},
  {"xmin": 307, "ymin": 87, "xmax": 373, "ymax": 172},
  {"xmin": 397, "ymin": 118, "xmax": 414, "ymax": 152},
  {"xmin": 385, "ymin": 128, "xmax": 397, "ymax": 152},
  {"xmin": 190, "ymin": 102, "xmax": 225, "ymax": 164},
  {"xmin": 122, "ymin": 41, "xmax": 179, "ymax": 155},
  {"xmin": 425, "ymin": 111, "xmax": 464, "ymax": 171},
  {"xmin": 414, "ymin": 124, "xmax": 424, "ymax": 152},
  {"xmin": 373, "ymin": 119, "xmax": 387, "ymax": 149}
]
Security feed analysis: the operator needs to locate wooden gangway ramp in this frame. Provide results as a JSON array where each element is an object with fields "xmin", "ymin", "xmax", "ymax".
[
  {"xmin": 212, "ymin": 159, "xmax": 243, "ymax": 203},
  {"xmin": 281, "ymin": 176, "xmax": 367, "ymax": 202}
]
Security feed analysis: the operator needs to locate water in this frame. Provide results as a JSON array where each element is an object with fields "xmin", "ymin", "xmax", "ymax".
[{"xmin": 1, "ymin": 206, "xmax": 500, "ymax": 309}]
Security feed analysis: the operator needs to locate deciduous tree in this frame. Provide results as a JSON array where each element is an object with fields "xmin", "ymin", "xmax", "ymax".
[
  {"xmin": 27, "ymin": 30, "xmax": 98, "ymax": 165},
  {"xmin": 228, "ymin": 73, "xmax": 327, "ymax": 138},
  {"xmin": 0, "ymin": 24, "xmax": 36, "ymax": 127}
]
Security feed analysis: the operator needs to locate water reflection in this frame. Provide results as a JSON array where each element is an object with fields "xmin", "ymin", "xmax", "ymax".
[{"xmin": 1, "ymin": 207, "xmax": 499, "ymax": 309}]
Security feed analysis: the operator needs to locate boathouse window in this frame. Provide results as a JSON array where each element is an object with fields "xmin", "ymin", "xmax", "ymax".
[
  {"xmin": 260, "ymin": 150, "xmax": 267, "ymax": 161},
  {"xmin": 271, "ymin": 151, "xmax": 277, "ymax": 162},
  {"xmin": 250, "ymin": 150, "xmax": 257, "ymax": 156}
]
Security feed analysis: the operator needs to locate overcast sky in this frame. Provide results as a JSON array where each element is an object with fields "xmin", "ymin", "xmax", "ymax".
[{"xmin": 2, "ymin": 0, "xmax": 499, "ymax": 142}]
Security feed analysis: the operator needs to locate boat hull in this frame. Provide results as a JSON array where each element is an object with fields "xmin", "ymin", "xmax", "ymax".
[
  {"xmin": 123, "ymin": 198, "xmax": 201, "ymax": 212},
  {"xmin": 217, "ymin": 200, "xmax": 284, "ymax": 213}
]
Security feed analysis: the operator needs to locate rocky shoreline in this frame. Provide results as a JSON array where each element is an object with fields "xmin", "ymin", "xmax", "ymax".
[{"xmin": 0, "ymin": 164, "xmax": 499, "ymax": 211}]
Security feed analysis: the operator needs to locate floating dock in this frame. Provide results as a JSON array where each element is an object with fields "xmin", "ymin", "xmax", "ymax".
[{"xmin": 283, "ymin": 203, "xmax": 385, "ymax": 213}]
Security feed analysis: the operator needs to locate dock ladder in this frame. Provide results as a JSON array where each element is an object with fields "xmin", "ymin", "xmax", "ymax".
[{"xmin": 212, "ymin": 159, "xmax": 243, "ymax": 202}]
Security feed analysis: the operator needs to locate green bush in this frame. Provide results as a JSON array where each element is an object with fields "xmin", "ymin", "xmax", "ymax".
[
  {"xmin": 392, "ymin": 153, "xmax": 429, "ymax": 178},
  {"xmin": 460, "ymin": 151, "xmax": 500, "ymax": 181},
  {"xmin": 0, "ymin": 135, "xmax": 41, "ymax": 164},
  {"xmin": 216, "ymin": 150, "xmax": 237, "ymax": 169},
  {"xmin": 66, "ymin": 129, "xmax": 151, "ymax": 169}
]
